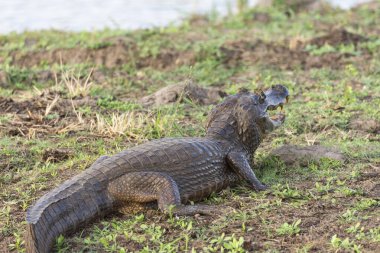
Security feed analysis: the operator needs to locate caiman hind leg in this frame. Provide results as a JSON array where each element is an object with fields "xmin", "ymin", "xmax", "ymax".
[{"xmin": 107, "ymin": 172, "xmax": 219, "ymax": 216}]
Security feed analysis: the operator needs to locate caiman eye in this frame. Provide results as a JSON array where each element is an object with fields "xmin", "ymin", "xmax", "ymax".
[{"xmin": 259, "ymin": 91, "xmax": 266, "ymax": 104}]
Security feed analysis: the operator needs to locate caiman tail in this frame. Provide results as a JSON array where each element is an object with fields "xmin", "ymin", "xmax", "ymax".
[{"xmin": 25, "ymin": 166, "xmax": 115, "ymax": 253}]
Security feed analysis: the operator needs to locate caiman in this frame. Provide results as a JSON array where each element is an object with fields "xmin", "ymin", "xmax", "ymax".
[{"xmin": 25, "ymin": 85, "xmax": 289, "ymax": 253}]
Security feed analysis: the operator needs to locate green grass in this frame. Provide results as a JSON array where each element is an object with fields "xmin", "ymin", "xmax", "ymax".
[{"xmin": 1, "ymin": 1, "xmax": 380, "ymax": 252}]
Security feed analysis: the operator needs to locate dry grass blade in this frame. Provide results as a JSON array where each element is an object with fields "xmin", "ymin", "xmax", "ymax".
[
  {"xmin": 71, "ymin": 100, "xmax": 84, "ymax": 124},
  {"xmin": 60, "ymin": 68, "xmax": 94, "ymax": 98},
  {"xmin": 27, "ymin": 110, "xmax": 43, "ymax": 123},
  {"xmin": 57, "ymin": 123, "xmax": 84, "ymax": 134},
  {"xmin": 92, "ymin": 112, "xmax": 144, "ymax": 138},
  {"xmin": 45, "ymin": 95, "xmax": 60, "ymax": 116},
  {"xmin": 32, "ymin": 86, "xmax": 43, "ymax": 96}
]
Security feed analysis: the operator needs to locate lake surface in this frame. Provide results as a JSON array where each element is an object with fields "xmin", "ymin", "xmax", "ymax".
[{"xmin": 0, "ymin": 0, "xmax": 370, "ymax": 34}]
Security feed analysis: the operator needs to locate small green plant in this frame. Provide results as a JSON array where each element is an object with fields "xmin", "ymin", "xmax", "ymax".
[
  {"xmin": 359, "ymin": 39, "xmax": 380, "ymax": 53},
  {"xmin": 273, "ymin": 184, "xmax": 303, "ymax": 200},
  {"xmin": 222, "ymin": 236, "xmax": 245, "ymax": 253},
  {"xmin": 137, "ymin": 223, "xmax": 167, "ymax": 244},
  {"xmin": 346, "ymin": 223, "xmax": 366, "ymax": 240},
  {"xmin": 276, "ymin": 219, "xmax": 301, "ymax": 236},
  {"xmin": 330, "ymin": 235, "xmax": 362, "ymax": 252},
  {"xmin": 56, "ymin": 234, "xmax": 67, "ymax": 252},
  {"xmin": 166, "ymin": 204, "xmax": 176, "ymax": 223},
  {"xmin": 344, "ymin": 64, "xmax": 360, "ymax": 78},
  {"xmin": 2, "ymin": 66, "xmax": 34, "ymax": 89},
  {"xmin": 314, "ymin": 181, "xmax": 332, "ymax": 194},
  {"xmin": 338, "ymin": 43, "xmax": 360, "ymax": 56},
  {"xmin": 209, "ymin": 233, "xmax": 245, "ymax": 253},
  {"xmin": 354, "ymin": 198, "xmax": 378, "ymax": 211},
  {"xmin": 87, "ymin": 41, "xmax": 112, "ymax": 50},
  {"xmin": 342, "ymin": 85, "xmax": 356, "ymax": 105},
  {"xmin": 173, "ymin": 217, "xmax": 193, "ymax": 231},
  {"xmin": 97, "ymin": 96, "xmax": 142, "ymax": 111},
  {"xmin": 306, "ymin": 44, "xmax": 336, "ymax": 56},
  {"xmin": 99, "ymin": 233, "xmax": 118, "ymax": 251},
  {"xmin": 321, "ymin": 158, "xmax": 343, "ymax": 170},
  {"xmin": 8, "ymin": 233, "xmax": 24, "ymax": 252},
  {"xmin": 337, "ymin": 186, "xmax": 362, "ymax": 197},
  {"xmin": 369, "ymin": 227, "xmax": 380, "ymax": 242},
  {"xmin": 349, "ymin": 170, "xmax": 361, "ymax": 180}
]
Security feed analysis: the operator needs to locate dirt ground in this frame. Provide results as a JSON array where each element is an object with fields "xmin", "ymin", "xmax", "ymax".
[{"xmin": 0, "ymin": 1, "xmax": 379, "ymax": 252}]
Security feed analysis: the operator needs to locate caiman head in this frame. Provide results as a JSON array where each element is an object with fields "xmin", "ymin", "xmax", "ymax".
[
  {"xmin": 206, "ymin": 84, "xmax": 289, "ymax": 152},
  {"xmin": 256, "ymin": 84, "xmax": 289, "ymax": 133}
]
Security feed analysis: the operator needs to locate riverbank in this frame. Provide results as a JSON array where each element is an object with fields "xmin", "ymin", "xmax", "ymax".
[
  {"xmin": 0, "ymin": 0, "xmax": 370, "ymax": 33},
  {"xmin": 1, "ymin": 1, "xmax": 379, "ymax": 252}
]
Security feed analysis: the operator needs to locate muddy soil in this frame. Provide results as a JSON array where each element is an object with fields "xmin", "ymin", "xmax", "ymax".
[
  {"xmin": 221, "ymin": 29, "xmax": 370, "ymax": 70},
  {"xmin": 7, "ymin": 39, "xmax": 196, "ymax": 70},
  {"xmin": 0, "ymin": 93, "xmax": 95, "ymax": 115},
  {"xmin": 42, "ymin": 148, "xmax": 74, "ymax": 163},
  {"xmin": 309, "ymin": 28, "xmax": 368, "ymax": 47},
  {"xmin": 348, "ymin": 117, "xmax": 380, "ymax": 134},
  {"xmin": 4, "ymin": 29, "xmax": 371, "ymax": 72},
  {"xmin": 0, "ymin": 79, "xmax": 225, "ymax": 139},
  {"xmin": 0, "ymin": 92, "xmax": 98, "ymax": 138}
]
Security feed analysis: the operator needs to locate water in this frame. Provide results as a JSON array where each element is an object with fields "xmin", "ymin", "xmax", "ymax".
[{"xmin": 0, "ymin": 0, "xmax": 371, "ymax": 34}]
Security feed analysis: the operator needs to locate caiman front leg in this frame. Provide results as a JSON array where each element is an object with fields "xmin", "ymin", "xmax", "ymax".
[
  {"xmin": 227, "ymin": 152, "xmax": 268, "ymax": 191},
  {"xmin": 108, "ymin": 172, "xmax": 218, "ymax": 216}
]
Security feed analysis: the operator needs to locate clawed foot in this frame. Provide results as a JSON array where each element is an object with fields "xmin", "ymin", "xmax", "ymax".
[{"xmin": 252, "ymin": 183, "xmax": 269, "ymax": 191}]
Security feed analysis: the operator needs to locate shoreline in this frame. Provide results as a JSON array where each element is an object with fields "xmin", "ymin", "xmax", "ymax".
[{"xmin": 0, "ymin": 0, "xmax": 372, "ymax": 34}]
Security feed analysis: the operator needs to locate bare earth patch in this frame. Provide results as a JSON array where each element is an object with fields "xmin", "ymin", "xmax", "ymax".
[
  {"xmin": 309, "ymin": 28, "xmax": 368, "ymax": 47},
  {"xmin": 349, "ymin": 117, "xmax": 380, "ymax": 134},
  {"xmin": 42, "ymin": 148, "xmax": 74, "ymax": 163},
  {"xmin": 220, "ymin": 29, "xmax": 370, "ymax": 70},
  {"xmin": 270, "ymin": 144, "xmax": 345, "ymax": 166},
  {"xmin": 4, "ymin": 29, "xmax": 372, "ymax": 72},
  {"xmin": 7, "ymin": 39, "xmax": 196, "ymax": 70}
]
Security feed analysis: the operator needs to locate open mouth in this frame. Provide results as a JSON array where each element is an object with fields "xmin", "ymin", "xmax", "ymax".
[
  {"xmin": 268, "ymin": 101, "xmax": 286, "ymax": 123},
  {"xmin": 261, "ymin": 85, "xmax": 289, "ymax": 131}
]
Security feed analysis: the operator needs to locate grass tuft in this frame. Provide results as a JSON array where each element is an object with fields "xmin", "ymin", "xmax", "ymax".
[{"xmin": 58, "ymin": 68, "xmax": 94, "ymax": 98}]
